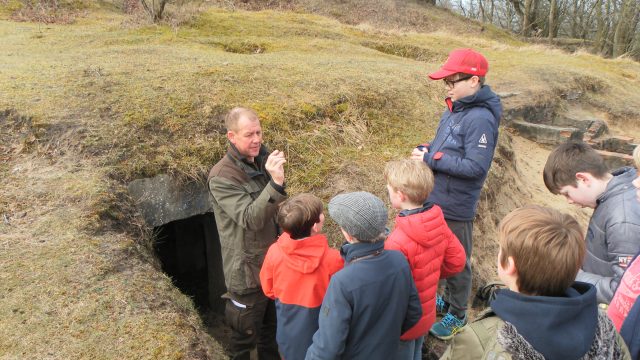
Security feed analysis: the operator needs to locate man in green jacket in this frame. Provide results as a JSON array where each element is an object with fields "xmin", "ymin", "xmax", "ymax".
[{"xmin": 208, "ymin": 107, "xmax": 287, "ymax": 360}]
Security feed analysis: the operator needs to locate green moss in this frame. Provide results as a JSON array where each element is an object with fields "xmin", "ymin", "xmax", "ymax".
[
  {"xmin": 361, "ymin": 41, "xmax": 443, "ymax": 62},
  {"xmin": 222, "ymin": 40, "xmax": 268, "ymax": 54}
]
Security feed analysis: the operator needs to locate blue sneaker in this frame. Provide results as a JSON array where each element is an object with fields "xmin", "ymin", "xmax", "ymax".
[
  {"xmin": 429, "ymin": 312, "xmax": 467, "ymax": 340},
  {"xmin": 435, "ymin": 294, "xmax": 449, "ymax": 315}
]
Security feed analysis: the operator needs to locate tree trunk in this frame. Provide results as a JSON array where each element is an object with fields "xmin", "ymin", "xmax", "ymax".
[
  {"xmin": 613, "ymin": 0, "xmax": 637, "ymax": 57},
  {"xmin": 507, "ymin": 0, "xmax": 525, "ymax": 29},
  {"xmin": 489, "ymin": 0, "xmax": 495, "ymax": 23},
  {"xmin": 570, "ymin": 0, "xmax": 578, "ymax": 37},
  {"xmin": 547, "ymin": 0, "xmax": 558, "ymax": 39},
  {"xmin": 522, "ymin": 0, "xmax": 537, "ymax": 36}
]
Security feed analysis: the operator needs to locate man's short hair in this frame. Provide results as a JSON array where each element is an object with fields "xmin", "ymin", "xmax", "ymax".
[
  {"xmin": 543, "ymin": 141, "xmax": 609, "ymax": 194},
  {"xmin": 384, "ymin": 159, "xmax": 434, "ymax": 205},
  {"xmin": 225, "ymin": 107, "xmax": 259, "ymax": 132},
  {"xmin": 277, "ymin": 193, "xmax": 323, "ymax": 240},
  {"xmin": 633, "ymin": 145, "xmax": 640, "ymax": 169},
  {"xmin": 498, "ymin": 205, "xmax": 584, "ymax": 296}
]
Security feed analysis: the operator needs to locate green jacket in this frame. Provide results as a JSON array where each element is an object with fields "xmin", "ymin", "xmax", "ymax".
[
  {"xmin": 441, "ymin": 309, "xmax": 630, "ymax": 360},
  {"xmin": 208, "ymin": 145, "xmax": 287, "ymax": 295}
]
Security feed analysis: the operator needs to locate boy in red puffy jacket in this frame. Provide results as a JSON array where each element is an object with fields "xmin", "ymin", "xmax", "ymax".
[
  {"xmin": 260, "ymin": 193, "xmax": 343, "ymax": 360},
  {"xmin": 384, "ymin": 159, "xmax": 466, "ymax": 359}
]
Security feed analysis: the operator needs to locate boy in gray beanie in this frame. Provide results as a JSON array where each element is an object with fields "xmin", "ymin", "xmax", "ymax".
[{"xmin": 306, "ymin": 192, "xmax": 422, "ymax": 360}]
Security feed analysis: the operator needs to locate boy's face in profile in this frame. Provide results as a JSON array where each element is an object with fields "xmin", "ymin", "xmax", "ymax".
[
  {"xmin": 443, "ymin": 74, "xmax": 479, "ymax": 102},
  {"xmin": 559, "ymin": 184, "xmax": 597, "ymax": 208},
  {"xmin": 559, "ymin": 174, "xmax": 601, "ymax": 209},
  {"xmin": 386, "ymin": 184, "xmax": 403, "ymax": 210}
]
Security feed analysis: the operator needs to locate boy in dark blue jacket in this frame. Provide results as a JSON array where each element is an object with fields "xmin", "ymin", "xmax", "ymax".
[
  {"xmin": 411, "ymin": 48, "xmax": 502, "ymax": 338},
  {"xmin": 305, "ymin": 191, "xmax": 422, "ymax": 360}
]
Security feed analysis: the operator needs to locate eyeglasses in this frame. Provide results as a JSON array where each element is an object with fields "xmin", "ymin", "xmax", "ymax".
[{"xmin": 443, "ymin": 75, "xmax": 473, "ymax": 88}]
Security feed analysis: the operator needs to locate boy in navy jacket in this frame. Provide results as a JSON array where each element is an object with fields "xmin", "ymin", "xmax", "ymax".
[
  {"xmin": 411, "ymin": 48, "xmax": 502, "ymax": 338},
  {"xmin": 305, "ymin": 192, "xmax": 422, "ymax": 360}
]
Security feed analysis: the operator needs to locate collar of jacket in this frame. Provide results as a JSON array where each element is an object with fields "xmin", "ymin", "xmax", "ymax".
[
  {"xmin": 226, "ymin": 142, "xmax": 270, "ymax": 178},
  {"xmin": 597, "ymin": 166, "xmax": 637, "ymax": 206},
  {"xmin": 399, "ymin": 201, "xmax": 436, "ymax": 217},
  {"xmin": 491, "ymin": 281, "xmax": 598, "ymax": 359},
  {"xmin": 447, "ymin": 85, "xmax": 498, "ymax": 114},
  {"xmin": 340, "ymin": 241, "xmax": 385, "ymax": 264}
]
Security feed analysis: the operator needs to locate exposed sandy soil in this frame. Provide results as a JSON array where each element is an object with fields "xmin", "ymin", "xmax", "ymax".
[{"xmin": 470, "ymin": 131, "xmax": 591, "ymax": 311}]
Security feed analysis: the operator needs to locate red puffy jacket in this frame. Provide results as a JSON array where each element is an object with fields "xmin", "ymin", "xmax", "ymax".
[{"xmin": 385, "ymin": 204, "xmax": 466, "ymax": 340}]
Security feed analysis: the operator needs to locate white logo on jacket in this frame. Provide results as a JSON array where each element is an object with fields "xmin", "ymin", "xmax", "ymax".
[{"xmin": 479, "ymin": 134, "xmax": 488, "ymax": 148}]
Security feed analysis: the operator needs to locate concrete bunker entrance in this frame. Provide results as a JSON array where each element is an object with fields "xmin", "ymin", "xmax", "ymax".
[
  {"xmin": 127, "ymin": 174, "xmax": 227, "ymax": 315},
  {"xmin": 153, "ymin": 213, "xmax": 225, "ymax": 312}
]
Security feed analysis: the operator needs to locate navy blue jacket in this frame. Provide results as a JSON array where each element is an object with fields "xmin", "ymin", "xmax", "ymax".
[
  {"xmin": 491, "ymin": 282, "xmax": 599, "ymax": 359},
  {"xmin": 423, "ymin": 85, "xmax": 502, "ymax": 221},
  {"xmin": 305, "ymin": 241, "xmax": 422, "ymax": 360}
]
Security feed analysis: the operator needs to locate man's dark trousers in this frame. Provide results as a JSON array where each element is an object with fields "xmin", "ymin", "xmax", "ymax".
[{"xmin": 225, "ymin": 291, "xmax": 279, "ymax": 360}]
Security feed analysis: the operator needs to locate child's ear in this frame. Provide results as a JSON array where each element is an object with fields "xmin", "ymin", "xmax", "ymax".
[
  {"xmin": 504, "ymin": 256, "xmax": 517, "ymax": 275},
  {"xmin": 470, "ymin": 75, "xmax": 481, "ymax": 88},
  {"xmin": 396, "ymin": 190, "xmax": 406, "ymax": 203},
  {"xmin": 575, "ymin": 172, "xmax": 592, "ymax": 185},
  {"xmin": 340, "ymin": 228, "xmax": 353, "ymax": 243}
]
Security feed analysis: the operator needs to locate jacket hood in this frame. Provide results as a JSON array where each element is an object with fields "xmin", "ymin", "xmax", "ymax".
[
  {"xmin": 395, "ymin": 203, "xmax": 449, "ymax": 248},
  {"xmin": 452, "ymin": 85, "xmax": 502, "ymax": 122},
  {"xmin": 277, "ymin": 232, "xmax": 329, "ymax": 274},
  {"xmin": 491, "ymin": 282, "xmax": 598, "ymax": 360},
  {"xmin": 598, "ymin": 166, "xmax": 638, "ymax": 205}
]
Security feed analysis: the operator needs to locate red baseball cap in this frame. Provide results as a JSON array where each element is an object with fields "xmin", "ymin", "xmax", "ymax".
[{"xmin": 428, "ymin": 48, "xmax": 489, "ymax": 80}]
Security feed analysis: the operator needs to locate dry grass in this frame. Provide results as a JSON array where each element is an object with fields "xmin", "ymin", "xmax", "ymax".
[{"xmin": 2, "ymin": 0, "xmax": 640, "ymax": 358}]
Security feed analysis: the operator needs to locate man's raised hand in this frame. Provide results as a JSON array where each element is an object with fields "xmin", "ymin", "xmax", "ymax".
[{"xmin": 265, "ymin": 150, "xmax": 286, "ymax": 185}]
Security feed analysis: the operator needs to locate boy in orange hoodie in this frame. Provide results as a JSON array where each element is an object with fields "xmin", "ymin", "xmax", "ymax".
[
  {"xmin": 384, "ymin": 159, "xmax": 466, "ymax": 359},
  {"xmin": 260, "ymin": 193, "xmax": 344, "ymax": 360}
]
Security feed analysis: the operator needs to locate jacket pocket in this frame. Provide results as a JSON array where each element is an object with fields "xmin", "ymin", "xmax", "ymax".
[
  {"xmin": 225, "ymin": 299, "xmax": 255, "ymax": 335},
  {"xmin": 243, "ymin": 255, "xmax": 263, "ymax": 289}
]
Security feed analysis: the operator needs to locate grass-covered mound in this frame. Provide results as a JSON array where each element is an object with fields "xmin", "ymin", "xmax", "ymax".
[{"xmin": 1, "ymin": 1, "xmax": 640, "ymax": 357}]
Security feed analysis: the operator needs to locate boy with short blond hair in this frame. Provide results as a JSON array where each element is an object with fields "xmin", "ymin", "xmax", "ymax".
[
  {"xmin": 443, "ymin": 206, "xmax": 630, "ymax": 359},
  {"xmin": 384, "ymin": 159, "xmax": 465, "ymax": 357},
  {"xmin": 260, "ymin": 193, "xmax": 343, "ymax": 360},
  {"xmin": 543, "ymin": 141, "xmax": 640, "ymax": 303}
]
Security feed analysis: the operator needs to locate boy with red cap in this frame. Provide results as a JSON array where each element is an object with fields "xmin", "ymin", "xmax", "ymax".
[{"xmin": 410, "ymin": 48, "xmax": 502, "ymax": 339}]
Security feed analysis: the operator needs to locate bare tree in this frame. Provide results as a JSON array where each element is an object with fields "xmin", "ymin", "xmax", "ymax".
[
  {"xmin": 440, "ymin": 0, "xmax": 639, "ymax": 60},
  {"xmin": 140, "ymin": 0, "xmax": 168, "ymax": 21},
  {"xmin": 613, "ymin": 0, "xmax": 638, "ymax": 57},
  {"xmin": 547, "ymin": 0, "xmax": 559, "ymax": 38}
]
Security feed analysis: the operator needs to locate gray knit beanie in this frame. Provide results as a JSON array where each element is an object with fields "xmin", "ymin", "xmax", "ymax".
[{"xmin": 328, "ymin": 191, "xmax": 387, "ymax": 242}]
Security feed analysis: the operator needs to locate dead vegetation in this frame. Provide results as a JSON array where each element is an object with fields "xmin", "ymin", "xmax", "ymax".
[{"xmin": 1, "ymin": 0, "xmax": 640, "ymax": 358}]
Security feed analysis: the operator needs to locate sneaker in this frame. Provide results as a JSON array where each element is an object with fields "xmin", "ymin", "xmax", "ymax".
[
  {"xmin": 435, "ymin": 294, "xmax": 449, "ymax": 315},
  {"xmin": 429, "ymin": 312, "xmax": 467, "ymax": 340}
]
